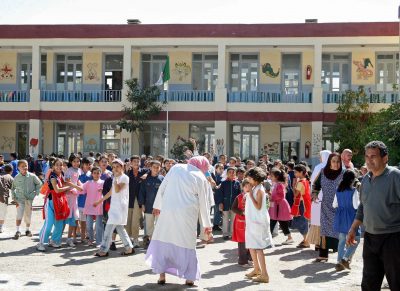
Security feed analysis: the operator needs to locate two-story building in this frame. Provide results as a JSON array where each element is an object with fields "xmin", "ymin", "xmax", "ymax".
[{"xmin": 0, "ymin": 22, "xmax": 398, "ymax": 165}]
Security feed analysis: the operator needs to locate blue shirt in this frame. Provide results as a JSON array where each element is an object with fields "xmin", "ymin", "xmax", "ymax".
[
  {"xmin": 78, "ymin": 171, "xmax": 92, "ymax": 208},
  {"xmin": 138, "ymin": 174, "xmax": 164, "ymax": 214},
  {"xmin": 10, "ymin": 160, "xmax": 19, "ymax": 177}
]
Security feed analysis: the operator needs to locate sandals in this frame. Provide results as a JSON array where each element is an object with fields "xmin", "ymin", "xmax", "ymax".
[
  {"xmin": 157, "ymin": 279, "xmax": 166, "ymax": 285},
  {"xmin": 253, "ymin": 275, "xmax": 269, "ymax": 283},
  {"xmin": 120, "ymin": 249, "xmax": 135, "ymax": 256},
  {"xmin": 94, "ymin": 252, "xmax": 109, "ymax": 257},
  {"xmin": 185, "ymin": 280, "xmax": 194, "ymax": 286},
  {"xmin": 313, "ymin": 257, "xmax": 328, "ymax": 263},
  {"xmin": 296, "ymin": 242, "xmax": 310, "ymax": 249},
  {"xmin": 245, "ymin": 269, "xmax": 261, "ymax": 278}
]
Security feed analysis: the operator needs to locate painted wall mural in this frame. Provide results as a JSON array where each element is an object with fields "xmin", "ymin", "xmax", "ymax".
[
  {"xmin": 0, "ymin": 64, "xmax": 15, "ymax": 80},
  {"xmin": 85, "ymin": 63, "xmax": 100, "ymax": 81},
  {"xmin": 263, "ymin": 142, "xmax": 280, "ymax": 155},
  {"xmin": 0, "ymin": 136, "xmax": 15, "ymax": 151},
  {"xmin": 83, "ymin": 135, "xmax": 100, "ymax": 152},
  {"xmin": 312, "ymin": 133, "xmax": 322, "ymax": 157},
  {"xmin": 262, "ymin": 63, "xmax": 280, "ymax": 78},
  {"xmin": 173, "ymin": 62, "xmax": 191, "ymax": 81},
  {"xmin": 353, "ymin": 58, "xmax": 374, "ymax": 80}
]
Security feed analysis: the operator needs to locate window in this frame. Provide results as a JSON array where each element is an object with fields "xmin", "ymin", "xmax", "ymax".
[
  {"xmin": 189, "ymin": 124, "xmax": 215, "ymax": 154},
  {"xmin": 41, "ymin": 54, "xmax": 47, "ymax": 89},
  {"xmin": 376, "ymin": 53, "xmax": 399, "ymax": 92},
  {"xmin": 321, "ymin": 54, "xmax": 351, "ymax": 91},
  {"xmin": 230, "ymin": 54, "xmax": 258, "ymax": 92},
  {"xmin": 16, "ymin": 123, "xmax": 29, "ymax": 159},
  {"xmin": 280, "ymin": 126, "xmax": 300, "ymax": 162},
  {"xmin": 232, "ymin": 125, "xmax": 259, "ymax": 160},
  {"xmin": 282, "ymin": 54, "xmax": 301, "ymax": 97},
  {"xmin": 56, "ymin": 123, "xmax": 84, "ymax": 156},
  {"xmin": 19, "ymin": 54, "xmax": 32, "ymax": 91},
  {"xmin": 141, "ymin": 54, "xmax": 168, "ymax": 89},
  {"xmin": 101, "ymin": 123, "xmax": 121, "ymax": 155},
  {"xmin": 192, "ymin": 54, "xmax": 218, "ymax": 90},
  {"xmin": 322, "ymin": 125, "xmax": 339, "ymax": 153},
  {"xmin": 104, "ymin": 54, "xmax": 123, "ymax": 90},
  {"xmin": 56, "ymin": 54, "xmax": 83, "ymax": 90},
  {"xmin": 143, "ymin": 124, "xmax": 166, "ymax": 156}
]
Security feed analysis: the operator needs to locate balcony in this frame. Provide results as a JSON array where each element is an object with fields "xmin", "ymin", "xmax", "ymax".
[
  {"xmin": 227, "ymin": 91, "xmax": 312, "ymax": 103},
  {"xmin": 0, "ymin": 90, "xmax": 29, "ymax": 102},
  {"xmin": 157, "ymin": 90, "xmax": 214, "ymax": 102},
  {"xmin": 323, "ymin": 91, "xmax": 399, "ymax": 104},
  {"xmin": 40, "ymin": 90, "xmax": 122, "ymax": 102}
]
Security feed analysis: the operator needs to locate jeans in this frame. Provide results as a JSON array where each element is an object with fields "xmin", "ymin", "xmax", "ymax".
[
  {"xmin": 213, "ymin": 205, "xmax": 222, "ymax": 226},
  {"xmin": 337, "ymin": 232, "xmax": 360, "ymax": 262},
  {"xmin": 39, "ymin": 199, "xmax": 66, "ymax": 244},
  {"xmin": 86, "ymin": 215, "xmax": 104, "ymax": 245},
  {"xmin": 99, "ymin": 224, "xmax": 133, "ymax": 253}
]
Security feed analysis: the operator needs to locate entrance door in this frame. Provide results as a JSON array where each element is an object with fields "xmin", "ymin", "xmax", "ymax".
[{"xmin": 56, "ymin": 124, "xmax": 84, "ymax": 156}]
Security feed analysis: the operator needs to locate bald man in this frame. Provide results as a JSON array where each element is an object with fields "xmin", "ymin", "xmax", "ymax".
[{"xmin": 341, "ymin": 149, "xmax": 354, "ymax": 169}]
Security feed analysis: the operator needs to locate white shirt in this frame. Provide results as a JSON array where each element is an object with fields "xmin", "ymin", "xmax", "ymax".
[{"xmin": 332, "ymin": 189, "xmax": 360, "ymax": 209}]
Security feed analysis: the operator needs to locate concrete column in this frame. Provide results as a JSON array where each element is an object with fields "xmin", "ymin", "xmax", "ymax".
[
  {"xmin": 311, "ymin": 121, "xmax": 323, "ymax": 167},
  {"xmin": 214, "ymin": 120, "xmax": 229, "ymax": 156},
  {"xmin": 28, "ymin": 119, "xmax": 41, "ymax": 158},
  {"xmin": 215, "ymin": 44, "xmax": 228, "ymax": 111},
  {"xmin": 120, "ymin": 129, "xmax": 132, "ymax": 160},
  {"xmin": 312, "ymin": 44, "xmax": 323, "ymax": 112},
  {"xmin": 31, "ymin": 45, "xmax": 40, "ymax": 90}
]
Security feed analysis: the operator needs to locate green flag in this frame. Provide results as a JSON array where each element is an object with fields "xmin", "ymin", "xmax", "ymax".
[{"xmin": 155, "ymin": 56, "xmax": 170, "ymax": 86}]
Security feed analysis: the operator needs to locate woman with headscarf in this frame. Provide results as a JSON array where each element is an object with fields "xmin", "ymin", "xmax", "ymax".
[
  {"xmin": 145, "ymin": 156, "xmax": 213, "ymax": 287},
  {"xmin": 312, "ymin": 152, "xmax": 343, "ymax": 262},
  {"xmin": 307, "ymin": 150, "xmax": 331, "ymax": 249}
]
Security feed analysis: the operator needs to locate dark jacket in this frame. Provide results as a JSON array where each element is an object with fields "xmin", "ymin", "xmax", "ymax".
[
  {"xmin": 216, "ymin": 179, "xmax": 241, "ymax": 211},
  {"xmin": 138, "ymin": 174, "xmax": 164, "ymax": 214},
  {"xmin": 127, "ymin": 168, "xmax": 148, "ymax": 208}
]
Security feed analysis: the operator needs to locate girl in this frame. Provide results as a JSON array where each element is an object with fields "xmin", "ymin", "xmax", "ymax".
[
  {"xmin": 269, "ymin": 168, "xmax": 293, "ymax": 245},
  {"xmin": 244, "ymin": 167, "xmax": 273, "ymax": 284},
  {"xmin": 291, "ymin": 164, "xmax": 311, "ymax": 249},
  {"xmin": 82, "ymin": 166, "xmax": 104, "ymax": 246},
  {"xmin": 64, "ymin": 154, "xmax": 82, "ymax": 247},
  {"xmin": 333, "ymin": 169, "xmax": 360, "ymax": 271},
  {"xmin": 231, "ymin": 178, "xmax": 252, "ymax": 266},
  {"xmin": 36, "ymin": 158, "xmax": 79, "ymax": 251}
]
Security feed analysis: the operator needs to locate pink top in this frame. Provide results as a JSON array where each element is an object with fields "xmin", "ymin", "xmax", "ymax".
[
  {"xmin": 269, "ymin": 182, "xmax": 292, "ymax": 221},
  {"xmin": 82, "ymin": 180, "xmax": 104, "ymax": 216}
]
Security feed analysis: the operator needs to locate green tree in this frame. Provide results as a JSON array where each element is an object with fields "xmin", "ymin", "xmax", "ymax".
[
  {"xmin": 331, "ymin": 86, "xmax": 374, "ymax": 166},
  {"xmin": 170, "ymin": 136, "xmax": 194, "ymax": 160},
  {"xmin": 118, "ymin": 78, "xmax": 166, "ymax": 151}
]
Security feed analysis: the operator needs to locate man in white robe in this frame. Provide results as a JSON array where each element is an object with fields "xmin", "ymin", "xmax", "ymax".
[{"xmin": 145, "ymin": 156, "xmax": 212, "ymax": 286}]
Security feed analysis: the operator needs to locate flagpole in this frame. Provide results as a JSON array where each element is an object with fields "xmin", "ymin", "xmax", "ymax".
[{"xmin": 165, "ymin": 83, "xmax": 169, "ymax": 158}]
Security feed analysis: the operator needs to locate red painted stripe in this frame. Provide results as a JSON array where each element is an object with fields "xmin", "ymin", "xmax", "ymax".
[
  {"xmin": 0, "ymin": 110, "xmax": 337, "ymax": 122},
  {"xmin": 0, "ymin": 22, "xmax": 397, "ymax": 39}
]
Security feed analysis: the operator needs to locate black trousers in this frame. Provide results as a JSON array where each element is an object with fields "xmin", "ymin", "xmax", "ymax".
[
  {"xmin": 362, "ymin": 231, "xmax": 400, "ymax": 291},
  {"xmin": 270, "ymin": 219, "xmax": 291, "ymax": 235},
  {"xmin": 238, "ymin": 242, "xmax": 251, "ymax": 265}
]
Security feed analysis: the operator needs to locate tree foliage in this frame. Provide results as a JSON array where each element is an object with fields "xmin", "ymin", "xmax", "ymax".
[
  {"xmin": 118, "ymin": 78, "xmax": 166, "ymax": 133},
  {"xmin": 170, "ymin": 136, "xmax": 194, "ymax": 160}
]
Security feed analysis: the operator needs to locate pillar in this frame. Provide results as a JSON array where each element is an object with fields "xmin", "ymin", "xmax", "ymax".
[
  {"xmin": 215, "ymin": 44, "xmax": 228, "ymax": 111},
  {"xmin": 312, "ymin": 43, "xmax": 323, "ymax": 112},
  {"xmin": 28, "ymin": 119, "xmax": 41, "ymax": 158},
  {"xmin": 120, "ymin": 129, "xmax": 132, "ymax": 160},
  {"xmin": 215, "ymin": 120, "xmax": 229, "ymax": 157},
  {"xmin": 311, "ymin": 121, "xmax": 323, "ymax": 168}
]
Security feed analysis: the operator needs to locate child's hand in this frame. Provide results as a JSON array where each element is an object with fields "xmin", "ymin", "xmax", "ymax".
[
  {"xmin": 152, "ymin": 208, "xmax": 160, "ymax": 216},
  {"xmin": 93, "ymin": 200, "xmax": 100, "ymax": 207}
]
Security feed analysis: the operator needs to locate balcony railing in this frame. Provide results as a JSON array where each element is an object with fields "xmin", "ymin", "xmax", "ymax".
[
  {"xmin": 0, "ymin": 90, "xmax": 29, "ymax": 102},
  {"xmin": 227, "ymin": 91, "xmax": 312, "ymax": 103},
  {"xmin": 40, "ymin": 90, "xmax": 122, "ymax": 102},
  {"xmin": 157, "ymin": 90, "xmax": 214, "ymax": 102},
  {"xmin": 323, "ymin": 91, "xmax": 399, "ymax": 104}
]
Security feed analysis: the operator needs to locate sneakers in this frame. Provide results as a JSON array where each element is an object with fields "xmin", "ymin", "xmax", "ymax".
[
  {"xmin": 36, "ymin": 243, "xmax": 46, "ymax": 252},
  {"xmin": 335, "ymin": 263, "xmax": 345, "ymax": 272},
  {"xmin": 49, "ymin": 241, "xmax": 61, "ymax": 248},
  {"xmin": 341, "ymin": 259, "xmax": 351, "ymax": 270},
  {"xmin": 282, "ymin": 238, "xmax": 294, "ymax": 245},
  {"xmin": 13, "ymin": 231, "xmax": 21, "ymax": 240},
  {"xmin": 109, "ymin": 242, "xmax": 117, "ymax": 251},
  {"xmin": 67, "ymin": 239, "xmax": 76, "ymax": 247},
  {"xmin": 132, "ymin": 238, "xmax": 140, "ymax": 248},
  {"xmin": 25, "ymin": 230, "xmax": 32, "ymax": 237}
]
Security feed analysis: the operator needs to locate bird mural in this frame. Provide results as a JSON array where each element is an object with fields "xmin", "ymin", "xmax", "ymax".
[
  {"xmin": 353, "ymin": 58, "xmax": 374, "ymax": 80},
  {"xmin": 262, "ymin": 63, "xmax": 280, "ymax": 78}
]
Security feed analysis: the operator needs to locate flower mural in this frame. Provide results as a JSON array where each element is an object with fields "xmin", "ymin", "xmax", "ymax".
[
  {"xmin": 173, "ymin": 62, "xmax": 191, "ymax": 81},
  {"xmin": 353, "ymin": 58, "xmax": 374, "ymax": 80},
  {"xmin": 0, "ymin": 64, "xmax": 15, "ymax": 80}
]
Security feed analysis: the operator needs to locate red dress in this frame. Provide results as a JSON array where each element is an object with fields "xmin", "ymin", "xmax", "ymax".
[
  {"xmin": 290, "ymin": 179, "xmax": 311, "ymax": 220},
  {"xmin": 232, "ymin": 193, "xmax": 246, "ymax": 243}
]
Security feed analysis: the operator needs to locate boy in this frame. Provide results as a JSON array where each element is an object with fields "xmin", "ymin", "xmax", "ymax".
[
  {"xmin": 217, "ymin": 166, "xmax": 241, "ymax": 240},
  {"xmin": 11, "ymin": 160, "xmax": 42, "ymax": 239},
  {"xmin": 94, "ymin": 159, "xmax": 134, "ymax": 257},
  {"xmin": 212, "ymin": 163, "xmax": 224, "ymax": 231},
  {"xmin": 138, "ymin": 160, "xmax": 164, "ymax": 247},
  {"xmin": 78, "ymin": 157, "xmax": 93, "ymax": 243},
  {"xmin": 10, "ymin": 152, "xmax": 19, "ymax": 177},
  {"xmin": 0, "ymin": 164, "xmax": 14, "ymax": 233}
]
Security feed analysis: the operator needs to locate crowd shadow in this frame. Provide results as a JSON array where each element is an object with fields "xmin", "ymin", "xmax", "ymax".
[
  {"xmin": 207, "ymin": 279, "xmax": 264, "ymax": 291},
  {"xmin": 128, "ymin": 269, "xmax": 153, "ymax": 277},
  {"xmin": 25, "ymin": 281, "xmax": 42, "ymax": 286},
  {"xmin": 202, "ymin": 263, "xmax": 245, "ymax": 279},
  {"xmin": 266, "ymin": 247, "xmax": 299, "ymax": 256},
  {"xmin": 279, "ymin": 249, "xmax": 316, "ymax": 262},
  {"xmin": 127, "ymin": 283, "xmax": 199, "ymax": 290}
]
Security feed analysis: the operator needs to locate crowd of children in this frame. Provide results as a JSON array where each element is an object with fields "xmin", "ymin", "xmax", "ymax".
[{"xmin": 0, "ymin": 147, "xmax": 365, "ymax": 284}]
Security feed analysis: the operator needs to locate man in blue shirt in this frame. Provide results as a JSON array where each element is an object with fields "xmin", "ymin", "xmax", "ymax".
[{"xmin": 10, "ymin": 152, "xmax": 19, "ymax": 177}]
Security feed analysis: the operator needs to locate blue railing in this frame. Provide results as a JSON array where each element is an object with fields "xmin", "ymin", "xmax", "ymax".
[
  {"xmin": 227, "ymin": 91, "xmax": 312, "ymax": 103},
  {"xmin": 323, "ymin": 91, "xmax": 399, "ymax": 104},
  {"xmin": 0, "ymin": 90, "xmax": 29, "ymax": 102},
  {"xmin": 157, "ymin": 90, "xmax": 214, "ymax": 102},
  {"xmin": 40, "ymin": 90, "xmax": 122, "ymax": 102}
]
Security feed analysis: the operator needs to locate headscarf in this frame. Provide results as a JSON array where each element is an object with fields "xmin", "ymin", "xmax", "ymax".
[
  {"xmin": 323, "ymin": 152, "xmax": 342, "ymax": 180},
  {"xmin": 188, "ymin": 156, "xmax": 210, "ymax": 175},
  {"xmin": 310, "ymin": 150, "xmax": 331, "ymax": 186}
]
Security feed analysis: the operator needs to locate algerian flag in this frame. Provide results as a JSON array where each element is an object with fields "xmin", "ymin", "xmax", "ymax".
[{"xmin": 155, "ymin": 56, "xmax": 170, "ymax": 86}]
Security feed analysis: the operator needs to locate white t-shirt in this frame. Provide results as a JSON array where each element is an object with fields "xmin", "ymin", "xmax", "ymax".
[{"xmin": 107, "ymin": 174, "xmax": 130, "ymax": 225}]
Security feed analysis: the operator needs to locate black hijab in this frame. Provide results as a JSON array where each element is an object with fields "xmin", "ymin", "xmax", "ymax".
[{"xmin": 323, "ymin": 153, "xmax": 342, "ymax": 180}]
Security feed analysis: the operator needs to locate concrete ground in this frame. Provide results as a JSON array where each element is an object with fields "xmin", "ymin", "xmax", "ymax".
[{"xmin": 0, "ymin": 196, "xmax": 372, "ymax": 291}]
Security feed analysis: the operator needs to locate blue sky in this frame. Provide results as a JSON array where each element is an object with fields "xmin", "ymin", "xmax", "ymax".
[{"xmin": 1, "ymin": 0, "xmax": 399, "ymax": 24}]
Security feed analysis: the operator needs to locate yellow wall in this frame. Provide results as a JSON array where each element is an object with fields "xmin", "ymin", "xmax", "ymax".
[
  {"xmin": 0, "ymin": 122, "xmax": 16, "ymax": 153},
  {"xmin": 132, "ymin": 51, "xmax": 140, "ymax": 80},
  {"xmin": 84, "ymin": 122, "xmax": 100, "ymax": 136},
  {"xmin": 0, "ymin": 52, "xmax": 17, "ymax": 84},
  {"xmin": 42, "ymin": 121, "xmax": 53, "ymax": 154},
  {"xmin": 83, "ymin": 51, "xmax": 102, "ymax": 84},
  {"xmin": 46, "ymin": 52, "xmax": 54, "ymax": 85},
  {"xmin": 260, "ymin": 123, "xmax": 280, "ymax": 158},
  {"xmin": 169, "ymin": 51, "xmax": 192, "ymax": 84},
  {"xmin": 169, "ymin": 123, "xmax": 189, "ymax": 151},
  {"xmin": 300, "ymin": 123, "xmax": 312, "ymax": 160},
  {"xmin": 351, "ymin": 50, "xmax": 375, "ymax": 85},
  {"xmin": 259, "ymin": 49, "xmax": 281, "ymax": 85},
  {"xmin": 302, "ymin": 51, "xmax": 314, "ymax": 85}
]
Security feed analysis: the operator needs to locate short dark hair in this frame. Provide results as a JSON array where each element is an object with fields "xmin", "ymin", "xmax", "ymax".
[
  {"xmin": 91, "ymin": 166, "xmax": 101, "ymax": 173},
  {"xmin": 89, "ymin": 151, "xmax": 94, "ymax": 157},
  {"xmin": 287, "ymin": 161, "xmax": 295, "ymax": 169},
  {"xmin": 4, "ymin": 164, "xmax": 13, "ymax": 174},
  {"xmin": 69, "ymin": 153, "xmax": 80, "ymax": 164},
  {"xmin": 130, "ymin": 155, "xmax": 140, "ymax": 161},
  {"xmin": 271, "ymin": 168, "xmax": 286, "ymax": 183},
  {"xmin": 10, "ymin": 152, "xmax": 18, "ymax": 160},
  {"xmin": 365, "ymin": 141, "xmax": 388, "ymax": 157},
  {"xmin": 37, "ymin": 154, "xmax": 43, "ymax": 159},
  {"xmin": 17, "ymin": 160, "xmax": 28, "ymax": 167},
  {"xmin": 81, "ymin": 157, "xmax": 91, "ymax": 165},
  {"xmin": 150, "ymin": 160, "xmax": 161, "ymax": 166},
  {"xmin": 245, "ymin": 167, "xmax": 266, "ymax": 183}
]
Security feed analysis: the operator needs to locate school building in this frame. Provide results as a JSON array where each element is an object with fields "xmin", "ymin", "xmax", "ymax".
[{"xmin": 0, "ymin": 22, "xmax": 398, "ymax": 165}]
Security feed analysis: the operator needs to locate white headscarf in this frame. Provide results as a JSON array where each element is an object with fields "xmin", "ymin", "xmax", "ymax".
[{"xmin": 310, "ymin": 150, "xmax": 331, "ymax": 186}]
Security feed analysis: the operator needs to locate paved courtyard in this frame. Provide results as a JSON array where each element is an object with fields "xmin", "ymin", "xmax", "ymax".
[{"xmin": 0, "ymin": 196, "xmax": 368, "ymax": 291}]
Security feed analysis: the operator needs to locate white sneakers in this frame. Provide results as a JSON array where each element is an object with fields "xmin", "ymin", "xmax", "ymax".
[
  {"xmin": 36, "ymin": 243, "xmax": 46, "ymax": 252},
  {"xmin": 282, "ymin": 238, "xmax": 295, "ymax": 245},
  {"xmin": 49, "ymin": 241, "xmax": 61, "ymax": 248},
  {"xmin": 66, "ymin": 239, "xmax": 76, "ymax": 247}
]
